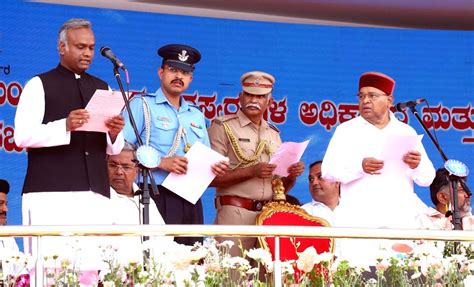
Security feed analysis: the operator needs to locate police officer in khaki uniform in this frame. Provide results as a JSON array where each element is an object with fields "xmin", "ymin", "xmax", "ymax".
[{"xmin": 208, "ymin": 71, "xmax": 304, "ymax": 255}]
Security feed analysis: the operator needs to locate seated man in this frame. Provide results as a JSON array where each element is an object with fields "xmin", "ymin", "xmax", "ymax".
[
  {"xmin": 417, "ymin": 167, "xmax": 472, "ymax": 230},
  {"xmin": 108, "ymin": 142, "xmax": 171, "ymax": 261},
  {"xmin": 301, "ymin": 160, "xmax": 340, "ymax": 225},
  {"xmin": 0, "ymin": 179, "xmax": 21, "ymax": 282}
]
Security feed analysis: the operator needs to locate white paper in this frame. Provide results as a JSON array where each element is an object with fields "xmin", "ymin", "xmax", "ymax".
[
  {"xmin": 380, "ymin": 134, "xmax": 423, "ymax": 174},
  {"xmin": 269, "ymin": 140, "xmax": 310, "ymax": 177},
  {"xmin": 76, "ymin": 89, "xmax": 125, "ymax": 133},
  {"xmin": 161, "ymin": 141, "xmax": 228, "ymax": 204}
]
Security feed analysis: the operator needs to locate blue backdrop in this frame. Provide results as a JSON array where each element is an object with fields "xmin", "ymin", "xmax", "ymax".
[{"xmin": 0, "ymin": 0, "xmax": 472, "ymax": 249}]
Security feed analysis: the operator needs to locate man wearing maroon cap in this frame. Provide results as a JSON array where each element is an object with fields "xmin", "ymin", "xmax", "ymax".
[
  {"xmin": 208, "ymin": 71, "xmax": 304, "ymax": 256},
  {"xmin": 321, "ymin": 71, "xmax": 435, "ymax": 265}
]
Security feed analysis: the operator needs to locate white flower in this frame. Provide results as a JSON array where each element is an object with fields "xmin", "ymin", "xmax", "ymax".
[
  {"xmin": 411, "ymin": 241, "xmax": 443, "ymax": 259},
  {"xmin": 218, "ymin": 240, "xmax": 235, "ymax": 249},
  {"xmin": 464, "ymin": 275, "xmax": 474, "ymax": 286},
  {"xmin": 296, "ymin": 246, "xmax": 318, "ymax": 273},
  {"xmin": 411, "ymin": 271, "xmax": 422, "ymax": 279},
  {"xmin": 448, "ymin": 254, "xmax": 467, "ymax": 264},
  {"xmin": 187, "ymin": 248, "xmax": 207, "ymax": 262},
  {"xmin": 317, "ymin": 252, "xmax": 333, "ymax": 262},
  {"xmin": 375, "ymin": 259, "xmax": 389, "ymax": 272},
  {"xmin": 246, "ymin": 248, "xmax": 273, "ymax": 269},
  {"xmin": 102, "ymin": 281, "xmax": 115, "ymax": 287},
  {"xmin": 247, "ymin": 267, "xmax": 259, "ymax": 276},
  {"xmin": 366, "ymin": 278, "xmax": 377, "ymax": 286},
  {"xmin": 222, "ymin": 256, "xmax": 250, "ymax": 270},
  {"xmin": 281, "ymin": 261, "xmax": 295, "ymax": 275}
]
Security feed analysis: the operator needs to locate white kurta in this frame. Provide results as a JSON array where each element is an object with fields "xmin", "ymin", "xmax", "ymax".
[
  {"xmin": 109, "ymin": 184, "xmax": 173, "ymax": 263},
  {"xmin": 322, "ymin": 113, "xmax": 435, "ymax": 266},
  {"xmin": 15, "ymin": 75, "xmax": 124, "ymax": 268},
  {"xmin": 322, "ymin": 113, "xmax": 434, "ymax": 228}
]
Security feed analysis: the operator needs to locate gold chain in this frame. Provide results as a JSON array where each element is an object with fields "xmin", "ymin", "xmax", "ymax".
[{"xmin": 223, "ymin": 122, "xmax": 271, "ymax": 168}]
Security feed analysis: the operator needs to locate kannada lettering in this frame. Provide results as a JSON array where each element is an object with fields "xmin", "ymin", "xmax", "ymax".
[
  {"xmin": 297, "ymin": 100, "xmax": 473, "ymax": 143},
  {"xmin": 0, "ymin": 121, "xmax": 23, "ymax": 153},
  {"xmin": 183, "ymin": 91, "xmax": 288, "ymax": 123},
  {"xmin": 0, "ymin": 80, "xmax": 22, "ymax": 107}
]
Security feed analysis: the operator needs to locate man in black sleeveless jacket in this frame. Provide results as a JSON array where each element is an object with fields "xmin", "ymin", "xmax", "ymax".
[{"xmin": 14, "ymin": 18, "xmax": 124, "ymax": 264}]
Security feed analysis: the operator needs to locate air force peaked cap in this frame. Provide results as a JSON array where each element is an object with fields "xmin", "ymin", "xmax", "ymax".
[{"xmin": 157, "ymin": 44, "xmax": 201, "ymax": 72}]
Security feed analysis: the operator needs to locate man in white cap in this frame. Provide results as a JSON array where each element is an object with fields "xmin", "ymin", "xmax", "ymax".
[{"xmin": 208, "ymin": 71, "xmax": 304, "ymax": 256}]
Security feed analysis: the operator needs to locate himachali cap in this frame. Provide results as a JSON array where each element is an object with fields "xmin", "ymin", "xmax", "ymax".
[
  {"xmin": 359, "ymin": 71, "xmax": 396, "ymax": 95},
  {"xmin": 157, "ymin": 44, "xmax": 201, "ymax": 72},
  {"xmin": 240, "ymin": 71, "xmax": 275, "ymax": 95}
]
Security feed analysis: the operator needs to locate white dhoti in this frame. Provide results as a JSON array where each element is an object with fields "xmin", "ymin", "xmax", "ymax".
[{"xmin": 22, "ymin": 191, "xmax": 113, "ymax": 270}]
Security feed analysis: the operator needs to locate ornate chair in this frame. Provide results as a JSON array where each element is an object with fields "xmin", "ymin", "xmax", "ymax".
[{"xmin": 255, "ymin": 178, "xmax": 334, "ymax": 261}]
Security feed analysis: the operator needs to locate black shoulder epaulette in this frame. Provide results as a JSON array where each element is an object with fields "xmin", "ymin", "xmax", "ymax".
[{"xmin": 268, "ymin": 122, "xmax": 280, "ymax": 133}]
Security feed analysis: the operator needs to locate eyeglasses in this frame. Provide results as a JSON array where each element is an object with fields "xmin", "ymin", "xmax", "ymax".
[
  {"xmin": 356, "ymin": 92, "xmax": 387, "ymax": 101},
  {"xmin": 107, "ymin": 162, "xmax": 137, "ymax": 172},
  {"xmin": 165, "ymin": 66, "xmax": 193, "ymax": 76}
]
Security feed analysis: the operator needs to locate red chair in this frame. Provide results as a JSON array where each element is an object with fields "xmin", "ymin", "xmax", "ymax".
[{"xmin": 256, "ymin": 201, "xmax": 334, "ymax": 261}]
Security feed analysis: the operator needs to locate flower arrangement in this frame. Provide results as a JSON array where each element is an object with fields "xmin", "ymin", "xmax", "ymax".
[{"xmin": 1, "ymin": 238, "xmax": 473, "ymax": 286}]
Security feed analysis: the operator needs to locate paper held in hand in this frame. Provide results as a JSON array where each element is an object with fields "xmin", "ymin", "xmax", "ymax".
[
  {"xmin": 76, "ymin": 89, "xmax": 125, "ymax": 133},
  {"xmin": 162, "ymin": 141, "xmax": 229, "ymax": 204},
  {"xmin": 269, "ymin": 139, "xmax": 310, "ymax": 177}
]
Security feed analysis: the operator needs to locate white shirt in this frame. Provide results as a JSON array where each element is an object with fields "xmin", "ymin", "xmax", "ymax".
[
  {"xmin": 416, "ymin": 206, "xmax": 474, "ymax": 230},
  {"xmin": 14, "ymin": 76, "xmax": 124, "ymax": 153},
  {"xmin": 109, "ymin": 184, "xmax": 172, "ymax": 263},
  {"xmin": 301, "ymin": 200, "xmax": 335, "ymax": 225},
  {"xmin": 322, "ymin": 113, "xmax": 435, "ymax": 229},
  {"xmin": 109, "ymin": 184, "xmax": 165, "ymax": 225}
]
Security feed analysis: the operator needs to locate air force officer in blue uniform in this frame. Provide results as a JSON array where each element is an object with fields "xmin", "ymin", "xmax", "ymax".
[{"xmin": 123, "ymin": 44, "xmax": 227, "ymax": 245}]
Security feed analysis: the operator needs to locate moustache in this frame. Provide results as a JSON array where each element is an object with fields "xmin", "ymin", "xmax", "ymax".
[
  {"xmin": 245, "ymin": 103, "xmax": 261, "ymax": 110},
  {"xmin": 171, "ymin": 79, "xmax": 184, "ymax": 86},
  {"xmin": 0, "ymin": 211, "xmax": 6, "ymax": 217}
]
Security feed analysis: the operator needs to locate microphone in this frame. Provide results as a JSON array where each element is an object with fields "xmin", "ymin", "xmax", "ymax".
[
  {"xmin": 395, "ymin": 98, "xmax": 425, "ymax": 112},
  {"xmin": 100, "ymin": 46, "xmax": 127, "ymax": 71}
]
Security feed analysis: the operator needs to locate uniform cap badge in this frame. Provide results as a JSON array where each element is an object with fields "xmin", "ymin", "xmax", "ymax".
[{"xmin": 178, "ymin": 50, "xmax": 189, "ymax": 62}]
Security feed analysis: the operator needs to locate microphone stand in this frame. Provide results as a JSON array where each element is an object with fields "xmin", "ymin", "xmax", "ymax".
[
  {"xmin": 408, "ymin": 106, "xmax": 471, "ymax": 231},
  {"xmin": 112, "ymin": 66, "xmax": 159, "ymax": 247}
]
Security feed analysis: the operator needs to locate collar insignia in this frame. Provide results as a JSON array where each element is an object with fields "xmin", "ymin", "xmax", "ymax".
[{"xmin": 178, "ymin": 50, "xmax": 189, "ymax": 62}]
